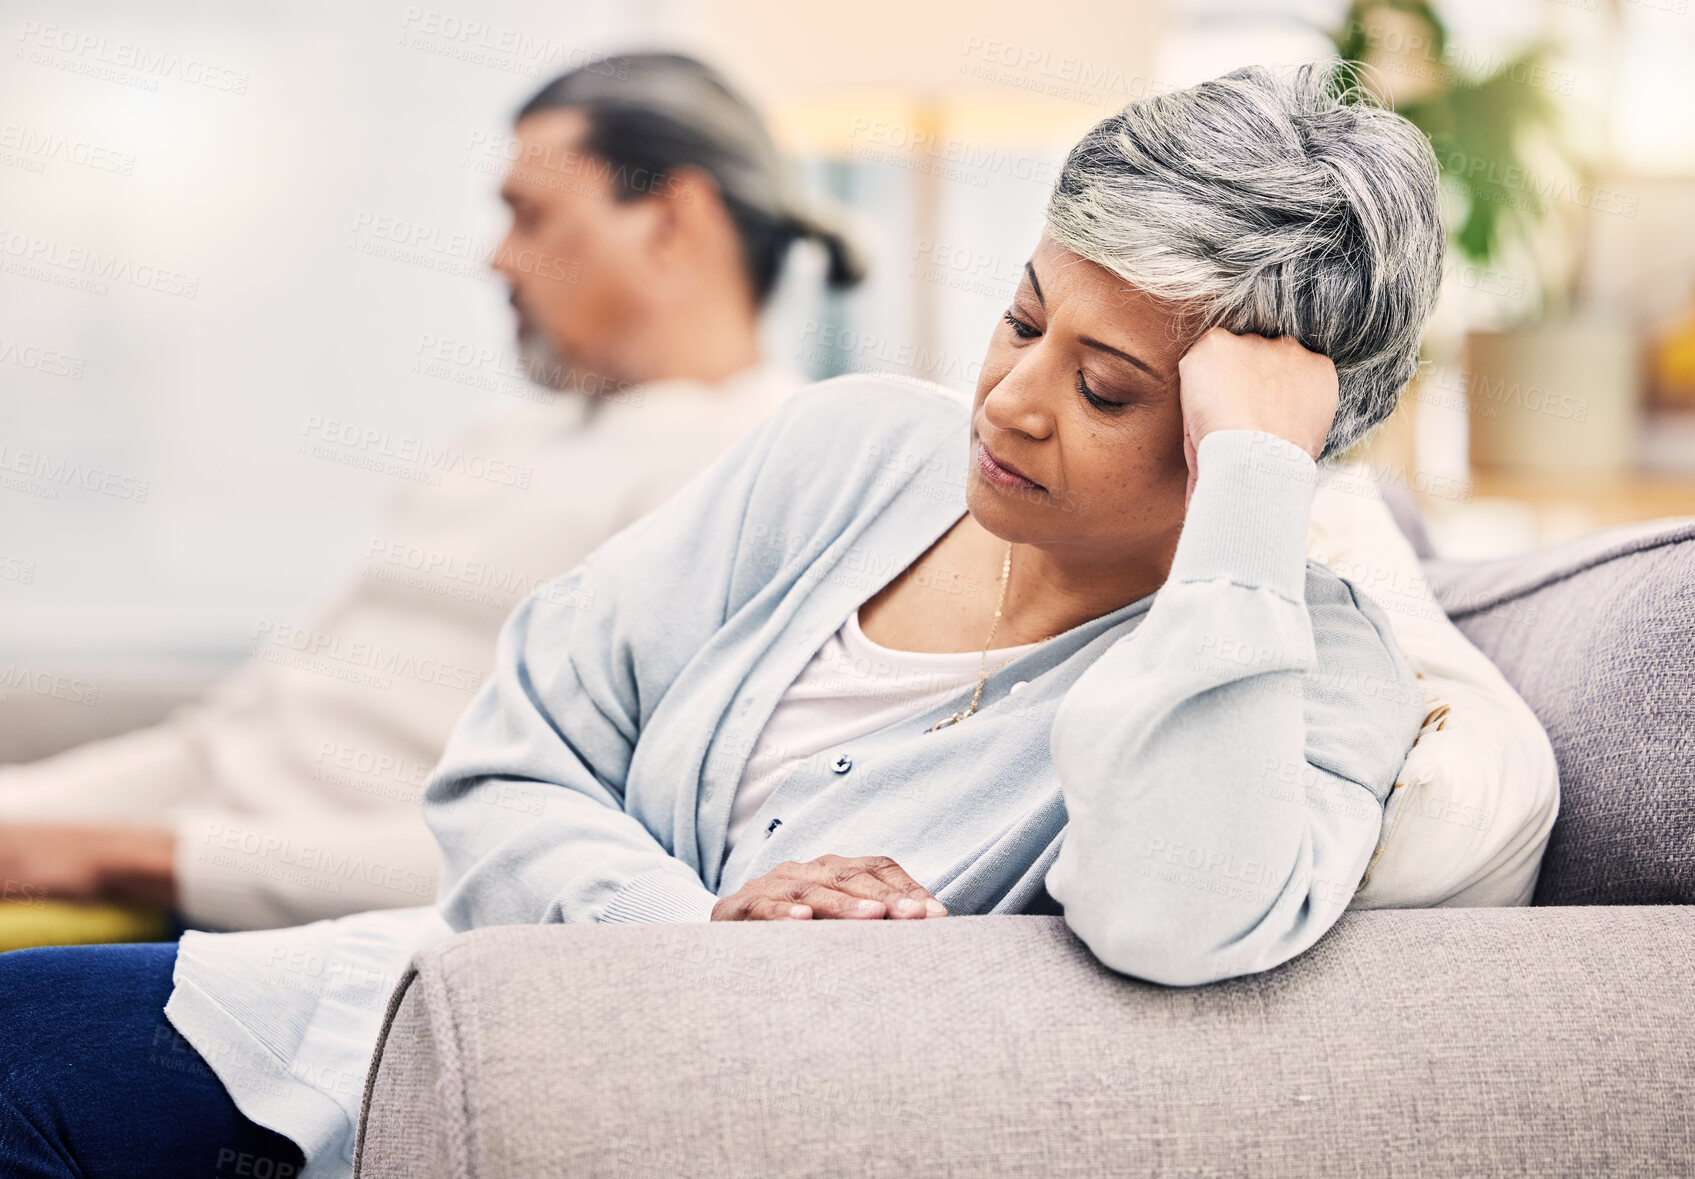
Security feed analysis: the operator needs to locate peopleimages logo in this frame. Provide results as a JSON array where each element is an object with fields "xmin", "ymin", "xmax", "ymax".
[
  {"xmin": 0, "ymin": 228, "xmax": 200, "ymax": 297},
  {"xmin": 0, "ymin": 554, "xmax": 37, "ymax": 584},
  {"xmin": 0, "ymin": 444, "xmax": 149, "ymax": 501},
  {"xmin": 298, "ymin": 415, "xmax": 532, "ymax": 488},
  {"xmin": 1436, "ymin": 151, "xmax": 1639, "ymax": 219},
  {"xmin": 15, "ymin": 21, "xmax": 252, "ymax": 94},
  {"xmin": 0, "ymin": 123, "xmax": 135, "ymax": 175},
  {"xmin": 0, "ymin": 336, "xmax": 85, "ymax": 379},
  {"xmin": 251, "ymin": 619, "xmax": 485, "ymax": 693},
  {"xmin": 196, "ymin": 823, "xmax": 434, "ymax": 900},
  {"xmin": 362, "ymin": 536, "xmax": 595, "ymax": 611},
  {"xmin": 397, "ymin": 8, "xmax": 631, "ymax": 78},
  {"xmin": 844, "ymin": 117, "xmax": 1058, "ymax": 188},
  {"xmin": 0, "ymin": 663, "xmax": 100, "ymax": 705},
  {"xmin": 956, "ymin": 35, "xmax": 1175, "ymax": 106}
]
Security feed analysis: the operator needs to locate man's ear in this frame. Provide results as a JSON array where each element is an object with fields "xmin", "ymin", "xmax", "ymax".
[{"xmin": 647, "ymin": 164, "xmax": 726, "ymax": 262}]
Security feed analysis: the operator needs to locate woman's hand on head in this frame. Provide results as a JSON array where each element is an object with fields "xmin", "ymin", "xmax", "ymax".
[
  {"xmin": 710, "ymin": 853, "xmax": 948, "ymax": 921},
  {"xmin": 1176, "ymin": 326, "xmax": 1339, "ymax": 505}
]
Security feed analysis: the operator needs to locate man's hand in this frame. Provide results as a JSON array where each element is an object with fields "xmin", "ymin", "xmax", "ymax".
[
  {"xmin": 0, "ymin": 823, "xmax": 177, "ymax": 910},
  {"xmin": 1177, "ymin": 326, "xmax": 1339, "ymax": 506},
  {"xmin": 711, "ymin": 853, "xmax": 948, "ymax": 921}
]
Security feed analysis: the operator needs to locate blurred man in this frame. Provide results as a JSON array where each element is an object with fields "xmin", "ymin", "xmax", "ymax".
[{"xmin": 0, "ymin": 53, "xmax": 863, "ymax": 933}]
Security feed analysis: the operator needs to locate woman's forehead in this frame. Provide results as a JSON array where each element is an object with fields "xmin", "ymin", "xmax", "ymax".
[{"xmin": 1022, "ymin": 243, "xmax": 1196, "ymax": 365}]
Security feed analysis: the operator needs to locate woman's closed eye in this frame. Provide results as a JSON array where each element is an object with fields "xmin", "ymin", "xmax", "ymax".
[
  {"xmin": 1075, "ymin": 369, "xmax": 1133, "ymax": 411},
  {"xmin": 1001, "ymin": 309, "xmax": 1135, "ymax": 412},
  {"xmin": 1001, "ymin": 309, "xmax": 1039, "ymax": 340}
]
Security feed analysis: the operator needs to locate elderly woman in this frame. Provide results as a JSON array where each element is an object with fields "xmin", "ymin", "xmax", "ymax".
[{"xmin": 0, "ymin": 62, "xmax": 1457, "ymax": 1177}]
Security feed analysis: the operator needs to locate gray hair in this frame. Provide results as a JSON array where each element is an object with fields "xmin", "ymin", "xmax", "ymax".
[
  {"xmin": 1045, "ymin": 61, "xmax": 1444, "ymax": 460},
  {"xmin": 519, "ymin": 53, "xmax": 867, "ymax": 304}
]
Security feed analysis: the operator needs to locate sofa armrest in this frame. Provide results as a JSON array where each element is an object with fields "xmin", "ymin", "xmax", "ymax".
[
  {"xmin": 356, "ymin": 908, "xmax": 1695, "ymax": 1179},
  {"xmin": 357, "ymin": 969, "xmax": 453, "ymax": 1179}
]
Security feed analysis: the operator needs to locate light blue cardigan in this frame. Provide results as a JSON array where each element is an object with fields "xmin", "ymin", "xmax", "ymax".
[{"xmin": 166, "ymin": 373, "xmax": 1425, "ymax": 1177}]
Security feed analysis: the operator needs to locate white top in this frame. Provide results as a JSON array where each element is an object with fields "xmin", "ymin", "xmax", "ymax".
[{"xmin": 723, "ymin": 607, "xmax": 1042, "ymax": 855}]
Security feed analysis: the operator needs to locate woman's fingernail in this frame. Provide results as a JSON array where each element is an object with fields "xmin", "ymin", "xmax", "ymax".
[
  {"xmin": 894, "ymin": 897, "xmax": 924, "ymax": 917},
  {"xmin": 788, "ymin": 904, "xmax": 810, "ymax": 918},
  {"xmin": 924, "ymin": 899, "xmax": 948, "ymax": 917},
  {"xmin": 854, "ymin": 899, "xmax": 883, "ymax": 915}
]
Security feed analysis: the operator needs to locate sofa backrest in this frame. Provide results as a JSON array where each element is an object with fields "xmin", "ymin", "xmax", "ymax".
[{"xmin": 1422, "ymin": 518, "xmax": 1695, "ymax": 906}]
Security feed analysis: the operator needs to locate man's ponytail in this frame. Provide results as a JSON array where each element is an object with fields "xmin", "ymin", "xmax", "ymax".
[{"xmin": 784, "ymin": 209, "xmax": 869, "ymax": 291}]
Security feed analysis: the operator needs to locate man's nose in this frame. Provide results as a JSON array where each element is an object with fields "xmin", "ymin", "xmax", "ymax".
[{"xmin": 490, "ymin": 232, "xmax": 518, "ymax": 280}]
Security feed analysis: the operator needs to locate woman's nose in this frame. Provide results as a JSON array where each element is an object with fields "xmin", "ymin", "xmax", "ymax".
[{"xmin": 983, "ymin": 364, "xmax": 1054, "ymax": 440}]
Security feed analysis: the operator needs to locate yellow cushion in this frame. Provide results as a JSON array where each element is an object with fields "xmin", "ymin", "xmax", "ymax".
[{"xmin": 0, "ymin": 899, "xmax": 172, "ymax": 953}]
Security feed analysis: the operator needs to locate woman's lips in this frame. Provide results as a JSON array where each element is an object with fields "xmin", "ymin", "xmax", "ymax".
[{"xmin": 976, "ymin": 440, "xmax": 1043, "ymax": 492}]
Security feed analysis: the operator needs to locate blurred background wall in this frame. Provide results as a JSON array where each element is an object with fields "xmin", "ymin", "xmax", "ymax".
[{"xmin": 3, "ymin": 0, "xmax": 1693, "ymax": 681}]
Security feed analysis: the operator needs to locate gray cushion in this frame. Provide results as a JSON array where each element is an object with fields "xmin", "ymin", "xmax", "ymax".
[
  {"xmin": 357, "ymin": 909, "xmax": 1695, "ymax": 1179},
  {"xmin": 1424, "ymin": 518, "xmax": 1695, "ymax": 905}
]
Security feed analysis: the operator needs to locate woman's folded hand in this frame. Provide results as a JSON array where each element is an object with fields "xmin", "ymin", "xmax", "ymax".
[{"xmin": 711, "ymin": 854, "xmax": 948, "ymax": 921}]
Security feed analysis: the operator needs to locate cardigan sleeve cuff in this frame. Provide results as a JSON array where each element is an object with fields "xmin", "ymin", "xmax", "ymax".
[
  {"xmin": 1167, "ymin": 429, "xmax": 1316, "ymax": 603},
  {"xmin": 598, "ymin": 863, "xmax": 720, "ymax": 925}
]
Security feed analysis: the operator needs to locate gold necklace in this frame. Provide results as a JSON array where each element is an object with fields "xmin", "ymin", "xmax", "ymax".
[{"xmin": 928, "ymin": 540, "xmax": 1054, "ymax": 732}]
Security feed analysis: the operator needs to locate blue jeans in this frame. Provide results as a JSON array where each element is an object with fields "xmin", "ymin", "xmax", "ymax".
[{"xmin": 0, "ymin": 942, "xmax": 306, "ymax": 1178}]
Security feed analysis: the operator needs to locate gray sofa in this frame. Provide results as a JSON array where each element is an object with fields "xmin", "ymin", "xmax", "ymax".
[{"xmin": 354, "ymin": 513, "xmax": 1695, "ymax": 1178}]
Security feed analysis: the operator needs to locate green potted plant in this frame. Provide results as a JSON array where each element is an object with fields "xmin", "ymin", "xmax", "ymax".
[{"xmin": 1331, "ymin": 0, "xmax": 1641, "ymax": 478}]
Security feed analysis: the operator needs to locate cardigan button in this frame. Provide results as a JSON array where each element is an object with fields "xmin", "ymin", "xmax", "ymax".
[
  {"xmin": 831, "ymin": 754, "xmax": 853, "ymax": 774},
  {"xmin": 1009, "ymin": 680, "xmax": 1028, "ymax": 694}
]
